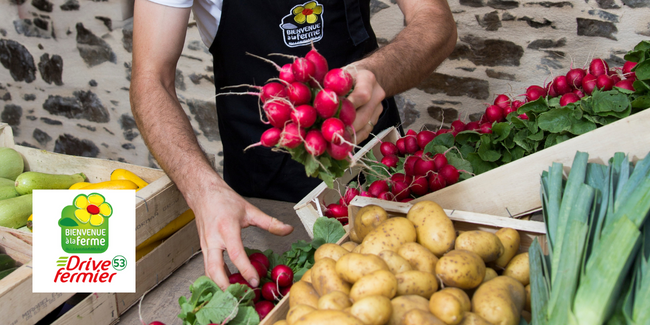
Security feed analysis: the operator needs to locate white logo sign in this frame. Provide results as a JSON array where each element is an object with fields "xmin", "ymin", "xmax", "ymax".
[
  {"xmin": 280, "ymin": 1, "xmax": 325, "ymax": 48},
  {"xmin": 32, "ymin": 190, "xmax": 135, "ymax": 293}
]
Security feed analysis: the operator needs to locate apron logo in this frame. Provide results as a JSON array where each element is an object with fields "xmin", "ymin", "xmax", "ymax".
[{"xmin": 280, "ymin": 1, "xmax": 324, "ymax": 48}]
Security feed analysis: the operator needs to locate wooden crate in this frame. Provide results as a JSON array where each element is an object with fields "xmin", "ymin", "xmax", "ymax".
[
  {"xmin": 0, "ymin": 228, "xmax": 76, "ymax": 325},
  {"xmin": 294, "ymin": 127, "xmax": 400, "ymax": 238},
  {"xmin": 51, "ymin": 293, "xmax": 120, "ymax": 325}
]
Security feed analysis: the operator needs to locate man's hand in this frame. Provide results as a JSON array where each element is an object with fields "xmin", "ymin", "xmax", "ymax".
[
  {"xmin": 346, "ymin": 68, "xmax": 386, "ymax": 144},
  {"xmin": 192, "ymin": 178, "xmax": 294, "ymax": 290}
]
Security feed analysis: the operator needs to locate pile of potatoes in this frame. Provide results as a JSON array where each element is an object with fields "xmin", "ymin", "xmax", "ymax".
[{"xmin": 272, "ymin": 201, "xmax": 531, "ymax": 325}]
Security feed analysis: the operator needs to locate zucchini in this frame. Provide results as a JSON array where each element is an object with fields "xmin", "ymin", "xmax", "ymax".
[
  {"xmin": 0, "ymin": 254, "xmax": 16, "ymax": 271},
  {"xmin": 0, "ymin": 267, "xmax": 18, "ymax": 280},
  {"xmin": 0, "ymin": 148, "xmax": 23, "ymax": 180},
  {"xmin": 0, "ymin": 185, "xmax": 19, "ymax": 201},
  {"xmin": 0, "ymin": 177, "xmax": 14, "ymax": 187},
  {"xmin": 15, "ymin": 172, "xmax": 86, "ymax": 195},
  {"xmin": 0, "ymin": 194, "xmax": 32, "ymax": 228}
]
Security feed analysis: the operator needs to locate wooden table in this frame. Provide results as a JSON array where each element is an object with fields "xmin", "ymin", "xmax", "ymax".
[{"xmin": 117, "ymin": 197, "xmax": 311, "ymax": 325}]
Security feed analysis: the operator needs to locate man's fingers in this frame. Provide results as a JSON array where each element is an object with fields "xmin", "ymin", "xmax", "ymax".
[
  {"xmin": 246, "ymin": 206, "xmax": 294, "ymax": 236},
  {"xmin": 204, "ymin": 247, "xmax": 230, "ymax": 290},
  {"xmin": 223, "ymin": 229, "xmax": 259, "ymax": 287}
]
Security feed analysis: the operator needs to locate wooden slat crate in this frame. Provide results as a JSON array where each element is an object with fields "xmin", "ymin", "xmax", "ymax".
[{"xmin": 263, "ymin": 198, "xmax": 547, "ymax": 324}]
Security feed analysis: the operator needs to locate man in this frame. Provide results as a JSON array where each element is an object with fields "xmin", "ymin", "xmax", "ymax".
[{"xmin": 130, "ymin": 0, "xmax": 456, "ymax": 290}]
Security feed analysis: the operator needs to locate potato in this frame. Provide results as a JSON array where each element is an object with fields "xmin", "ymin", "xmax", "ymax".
[
  {"xmin": 350, "ymin": 295, "xmax": 392, "ymax": 325},
  {"xmin": 403, "ymin": 309, "xmax": 446, "ymax": 325},
  {"xmin": 350, "ymin": 270, "xmax": 397, "ymax": 302},
  {"xmin": 314, "ymin": 243, "xmax": 350, "ymax": 262},
  {"xmin": 395, "ymin": 270, "xmax": 438, "ymax": 298},
  {"xmin": 388, "ymin": 295, "xmax": 430, "ymax": 325},
  {"xmin": 406, "ymin": 201, "xmax": 455, "ymax": 257},
  {"xmin": 482, "ymin": 268, "xmax": 497, "ymax": 283},
  {"xmin": 341, "ymin": 241, "xmax": 359, "ymax": 252},
  {"xmin": 436, "ymin": 250, "xmax": 486, "ymax": 289},
  {"xmin": 273, "ymin": 321, "xmax": 289, "ymax": 325},
  {"xmin": 354, "ymin": 205, "xmax": 389, "ymax": 241},
  {"xmin": 290, "ymin": 281, "xmax": 320, "ymax": 309},
  {"xmin": 293, "ymin": 310, "xmax": 364, "ymax": 325},
  {"xmin": 457, "ymin": 312, "xmax": 491, "ymax": 325},
  {"xmin": 524, "ymin": 284, "xmax": 531, "ymax": 312},
  {"xmin": 311, "ymin": 258, "xmax": 351, "ymax": 296},
  {"xmin": 472, "ymin": 276, "xmax": 525, "ymax": 325},
  {"xmin": 336, "ymin": 253, "xmax": 389, "ymax": 283},
  {"xmin": 494, "ymin": 228, "xmax": 521, "ymax": 269},
  {"xmin": 350, "ymin": 227, "xmax": 362, "ymax": 243},
  {"xmin": 352, "ymin": 244, "xmax": 362, "ymax": 253},
  {"xmin": 360, "ymin": 217, "xmax": 417, "ymax": 256},
  {"xmin": 503, "ymin": 252, "xmax": 529, "ymax": 286},
  {"xmin": 521, "ymin": 310, "xmax": 532, "ymax": 323},
  {"xmin": 318, "ymin": 291, "xmax": 352, "ymax": 310},
  {"xmin": 455, "ymin": 230, "xmax": 505, "ymax": 263},
  {"xmin": 379, "ymin": 250, "xmax": 413, "ymax": 274},
  {"xmin": 301, "ymin": 268, "xmax": 313, "ymax": 283},
  {"xmin": 429, "ymin": 288, "xmax": 471, "ymax": 325},
  {"xmin": 287, "ymin": 304, "xmax": 316, "ymax": 325},
  {"xmin": 396, "ymin": 242, "xmax": 438, "ymax": 274}
]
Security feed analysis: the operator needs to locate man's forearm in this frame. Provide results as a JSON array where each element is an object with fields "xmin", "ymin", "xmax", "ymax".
[{"xmin": 357, "ymin": 0, "xmax": 457, "ymax": 98}]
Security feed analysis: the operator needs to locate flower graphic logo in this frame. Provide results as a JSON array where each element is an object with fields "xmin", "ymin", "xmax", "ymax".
[
  {"xmin": 73, "ymin": 193, "xmax": 112, "ymax": 226},
  {"xmin": 293, "ymin": 1, "xmax": 322, "ymax": 24}
]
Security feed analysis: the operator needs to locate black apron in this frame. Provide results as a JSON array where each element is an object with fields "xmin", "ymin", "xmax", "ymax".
[{"xmin": 210, "ymin": 0, "xmax": 402, "ymax": 202}]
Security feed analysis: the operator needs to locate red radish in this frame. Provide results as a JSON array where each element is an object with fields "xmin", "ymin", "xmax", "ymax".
[
  {"xmin": 403, "ymin": 136, "xmax": 419, "ymax": 154},
  {"xmin": 327, "ymin": 138, "xmax": 353, "ymax": 160},
  {"xmin": 287, "ymin": 82, "xmax": 312, "ymax": 105},
  {"xmin": 279, "ymin": 63, "xmax": 296, "ymax": 83},
  {"xmin": 439, "ymin": 164, "xmax": 460, "ymax": 185},
  {"xmin": 304, "ymin": 130, "xmax": 327, "ymax": 156},
  {"xmin": 229, "ymin": 273, "xmax": 247, "ymax": 285},
  {"xmin": 395, "ymin": 138, "xmax": 406, "ymax": 156},
  {"xmin": 404, "ymin": 156, "xmax": 421, "ymax": 176},
  {"xmin": 360, "ymin": 190, "xmax": 373, "ymax": 197},
  {"xmin": 279, "ymin": 123, "xmax": 305, "ymax": 149},
  {"xmin": 410, "ymin": 176, "xmax": 429, "ymax": 196},
  {"xmin": 280, "ymin": 284, "xmax": 292, "ymax": 297},
  {"xmin": 390, "ymin": 180, "xmax": 411, "ymax": 201},
  {"xmin": 391, "ymin": 173, "xmax": 413, "ymax": 184},
  {"xmin": 325, "ymin": 203, "xmax": 348, "ymax": 220},
  {"xmin": 485, "ymin": 105, "xmax": 504, "ymax": 123},
  {"xmin": 465, "ymin": 121, "xmax": 480, "ymax": 131},
  {"xmin": 252, "ymin": 288, "xmax": 261, "ymax": 303},
  {"xmin": 623, "ymin": 61, "xmax": 637, "ymax": 79},
  {"xmin": 342, "ymin": 187, "xmax": 360, "ymax": 206},
  {"xmin": 321, "ymin": 118, "xmax": 346, "ymax": 144},
  {"xmin": 377, "ymin": 191, "xmax": 395, "ymax": 201},
  {"xmin": 573, "ymin": 89, "xmax": 585, "ymax": 98},
  {"xmin": 406, "ymin": 129, "xmax": 418, "ymax": 137},
  {"xmin": 400, "ymin": 198, "xmax": 414, "ymax": 203},
  {"xmin": 502, "ymin": 105, "xmax": 517, "ymax": 117},
  {"xmin": 416, "ymin": 130, "xmax": 436, "ymax": 149},
  {"xmin": 518, "ymin": 114, "xmax": 529, "ymax": 120},
  {"xmin": 432, "ymin": 153, "xmax": 448, "ymax": 171},
  {"xmin": 414, "ymin": 150, "xmax": 424, "ymax": 158},
  {"xmin": 290, "ymin": 104, "xmax": 317, "ymax": 128},
  {"xmin": 338, "ymin": 98, "xmax": 356, "ymax": 126},
  {"xmin": 305, "ymin": 48, "xmax": 329, "ymax": 85},
  {"xmin": 148, "ymin": 322, "xmax": 166, "ymax": 325},
  {"xmin": 380, "ymin": 142, "xmax": 399, "ymax": 157},
  {"xmin": 560, "ymin": 93, "xmax": 580, "ymax": 106},
  {"xmin": 381, "ymin": 155, "xmax": 399, "ymax": 168},
  {"xmin": 271, "ymin": 265, "xmax": 294, "ymax": 287},
  {"xmin": 255, "ymin": 301, "xmax": 275, "ymax": 320},
  {"xmin": 260, "ymin": 82, "xmax": 288, "ymax": 103},
  {"xmin": 436, "ymin": 129, "xmax": 451, "ymax": 136},
  {"xmin": 249, "ymin": 253, "xmax": 270, "ymax": 270},
  {"xmin": 263, "ymin": 100, "xmax": 292, "ymax": 128},
  {"xmin": 552, "ymin": 75, "xmax": 572, "ymax": 95},
  {"xmin": 451, "ymin": 120, "xmax": 466, "ymax": 132},
  {"xmin": 610, "ymin": 73, "xmax": 621, "ymax": 84},
  {"xmin": 368, "ymin": 180, "xmax": 390, "ymax": 197},
  {"xmin": 589, "ymin": 58, "xmax": 609, "ymax": 77},
  {"xmin": 414, "ymin": 158, "xmax": 436, "ymax": 176},
  {"xmin": 582, "ymin": 74, "xmax": 598, "ymax": 95},
  {"xmin": 292, "ymin": 57, "xmax": 315, "ymax": 83},
  {"xmin": 428, "ymin": 173, "xmax": 446, "ymax": 192},
  {"xmin": 494, "ymin": 94, "xmax": 511, "ymax": 109},
  {"xmin": 323, "ymin": 68, "xmax": 354, "ymax": 96},
  {"xmin": 251, "ymin": 260, "xmax": 268, "ymax": 280},
  {"xmin": 253, "ymin": 128, "xmax": 282, "ymax": 148},
  {"xmin": 511, "ymin": 100, "xmax": 524, "ymax": 110},
  {"xmin": 526, "ymin": 85, "xmax": 547, "ymax": 102},
  {"xmin": 566, "ymin": 68, "xmax": 586, "ymax": 89},
  {"xmin": 546, "ymin": 82, "xmax": 558, "ymax": 98},
  {"xmin": 596, "ymin": 74, "xmax": 614, "ymax": 91},
  {"xmin": 479, "ymin": 123, "xmax": 493, "ymax": 134},
  {"xmin": 314, "ymin": 89, "xmax": 340, "ymax": 118},
  {"xmin": 615, "ymin": 79, "xmax": 635, "ymax": 91}
]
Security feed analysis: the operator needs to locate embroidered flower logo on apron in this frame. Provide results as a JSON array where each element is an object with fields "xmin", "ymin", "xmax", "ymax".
[{"xmin": 280, "ymin": 1, "xmax": 324, "ymax": 48}]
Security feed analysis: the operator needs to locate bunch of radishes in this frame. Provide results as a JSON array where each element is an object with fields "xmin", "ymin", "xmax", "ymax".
[
  {"xmin": 477, "ymin": 57, "xmax": 638, "ymax": 127},
  {"xmin": 245, "ymin": 46, "xmax": 358, "ymax": 163},
  {"xmin": 228, "ymin": 252, "xmax": 294, "ymax": 320}
]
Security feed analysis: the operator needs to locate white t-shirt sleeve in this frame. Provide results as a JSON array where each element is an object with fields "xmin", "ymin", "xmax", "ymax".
[
  {"xmin": 144, "ymin": 0, "xmax": 222, "ymax": 48},
  {"xmin": 146, "ymin": 0, "xmax": 193, "ymax": 9}
]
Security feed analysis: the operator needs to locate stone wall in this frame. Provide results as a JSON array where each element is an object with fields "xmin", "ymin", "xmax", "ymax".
[{"xmin": 1, "ymin": 0, "xmax": 648, "ymax": 171}]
